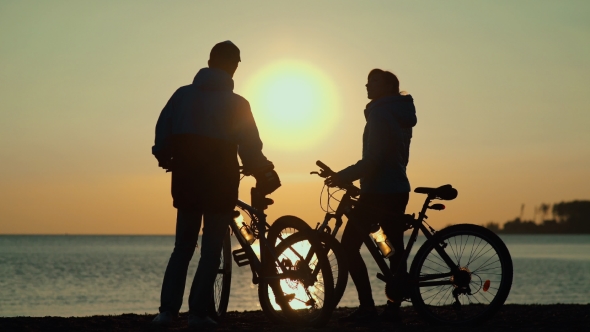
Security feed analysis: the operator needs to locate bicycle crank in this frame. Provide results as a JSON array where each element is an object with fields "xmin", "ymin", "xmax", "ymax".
[{"xmin": 385, "ymin": 274, "xmax": 412, "ymax": 302}]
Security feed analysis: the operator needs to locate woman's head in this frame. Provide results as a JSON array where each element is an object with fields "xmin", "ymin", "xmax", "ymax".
[{"xmin": 366, "ymin": 69, "xmax": 400, "ymax": 100}]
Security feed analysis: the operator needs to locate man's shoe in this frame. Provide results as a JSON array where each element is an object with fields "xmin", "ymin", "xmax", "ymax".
[
  {"xmin": 188, "ymin": 314, "xmax": 218, "ymax": 329},
  {"xmin": 152, "ymin": 311, "xmax": 178, "ymax": 326},
  {"xmin": 338, "ymin": 305, "xmax": 378, "ymax": 322},
  {"xmin": 378, "ymin": 301, "xmax": 403, "ymax": 323}
]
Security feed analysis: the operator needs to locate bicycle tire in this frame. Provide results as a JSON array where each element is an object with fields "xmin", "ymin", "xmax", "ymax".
[
  {"xmin": 258, "ymin": 230, "xmax": 335, "ymax": 327},
  {"xmin": 267, "ymin": 216, "xmax": 348, "ymax": 305},
  {"xmin": 209, "ymin": 228, "xmax": 232, "ymax": 321},
  {"xmin": 409, "ymin": 224, "xmax": 513, "ymax": 325},
  {"xmin": 267, "ymin": 215, "xmax": 312, "ymax": 246}
]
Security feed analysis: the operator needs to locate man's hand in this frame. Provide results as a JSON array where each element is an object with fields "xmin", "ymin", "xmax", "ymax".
[
  {"xmin": 154, "ymin": 149, "xmax": 173, "ymax": 172},
  {"xmin": 254, "ymin": 168, "xmax": 281, "ymax": 195},
  {"xmin": 157, "ymin": 157, "xmax": 173, "ymax": 172},
  {"xmin": 325, "ymin": 173, "xmax": 344, "ymax": 187}
]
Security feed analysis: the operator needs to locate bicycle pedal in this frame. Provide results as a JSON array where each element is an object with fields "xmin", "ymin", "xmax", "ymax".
[{"xmin": 232, "ymin": 248, "xmax": 250, "ymax": 267}]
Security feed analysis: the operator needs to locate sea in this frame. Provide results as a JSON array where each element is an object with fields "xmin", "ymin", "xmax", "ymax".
[{"xmin": 0, "ymin": 234, "xmax": 589, "ymax": 317}]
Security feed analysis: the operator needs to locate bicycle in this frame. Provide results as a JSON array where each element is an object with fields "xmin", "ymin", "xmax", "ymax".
[
  {"xmin": 266, "ymin": 160, "xmax": 513, "ymax": 325},
  {"xmin": 208, "ymin": 169, "xmax": 335, "ymax": 327}
]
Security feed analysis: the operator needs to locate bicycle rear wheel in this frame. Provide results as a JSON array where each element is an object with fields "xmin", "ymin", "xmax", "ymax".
[
  {"xmin": 410, "ymin": 224, "xmax": 513, "ymax": 325},
  {"xmin": 209, "ymin": 228, "xmax": 232, "ymax": 321},
  {"xmin": 268, "ymin": 216, "xmax": 348, "ymax": 305},
  {"xmin": 258, "ymin": 231, "xmax": 335, "ymax": 327}
]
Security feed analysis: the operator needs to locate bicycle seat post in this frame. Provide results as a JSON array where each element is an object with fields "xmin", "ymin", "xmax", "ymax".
[{"xmin": 417, "ymin": 195, "xmax": 432, "ymax": 223}]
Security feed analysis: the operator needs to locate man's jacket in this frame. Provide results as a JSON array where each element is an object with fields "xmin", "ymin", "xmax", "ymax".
[
  {"xmin": 338, "ymin": 94, "xmax": 417, "ymax": 194},
  {"xmin": 152, "ymin": 67, "xmax": 270, "ymax": 212}
]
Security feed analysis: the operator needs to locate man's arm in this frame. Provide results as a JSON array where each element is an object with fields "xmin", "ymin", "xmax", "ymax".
[
  {"xmin": 152, "ymin": 91, "xmax": 177, "ymax": 169},
  {"xmin": 233, "ymin": 97, "xmax": 280, "ymax": 194},
  {"xmin": 233, "ymin": 98, "xmax": 273, "ymax": 173}
]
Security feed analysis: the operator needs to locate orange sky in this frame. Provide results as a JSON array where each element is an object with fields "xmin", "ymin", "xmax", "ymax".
[{"xmin": 1, "ymin": 1, "xmax": 589, "ymax": 234}]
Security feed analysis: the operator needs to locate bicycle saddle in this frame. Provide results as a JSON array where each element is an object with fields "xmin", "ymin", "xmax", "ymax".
[{"xmin": 414, "ymin": 184, "xmax": 458, "ymax": 200}]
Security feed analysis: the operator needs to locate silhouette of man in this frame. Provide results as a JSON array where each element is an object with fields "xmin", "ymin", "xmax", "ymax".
[
  {"xmin": 151, "ymin": 41, "xmax": 280, "ymax": 328},
  {"xmin": 326, "ymin": 69, "xmax": 417, "ymax": 323}
]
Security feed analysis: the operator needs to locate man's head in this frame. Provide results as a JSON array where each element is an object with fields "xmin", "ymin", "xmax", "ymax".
[
  {"xmin": 366, "ymin": 69, "xmax": 400, "ymax": 100},
  {"xmin": 208, "ymin": 41, "xmax": 241, "ymax": 77}
]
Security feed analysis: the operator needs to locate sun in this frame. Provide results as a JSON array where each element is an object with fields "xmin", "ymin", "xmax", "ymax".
[{"xmin": 244, "ymin": 60, "xmax": 339, "ymax": 150}]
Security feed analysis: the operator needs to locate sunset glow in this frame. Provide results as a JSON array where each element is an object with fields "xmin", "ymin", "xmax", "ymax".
[
  {"xmin": 0, "ymin": 1, "xmax": 588, "ymax": 234},
  {"xmin": 245, "ymin": 60, "xmax": 339, "ymax": 150}
]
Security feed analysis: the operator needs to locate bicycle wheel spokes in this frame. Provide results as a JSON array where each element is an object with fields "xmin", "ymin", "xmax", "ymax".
[
  {"xmin": 267, "ymin": 218, "xmax": 349, "ymax": 307},
  {"xmin": 274, "ymin": 226, "xmax": 301, "ymax": 246},
  {"xmin": 259, "ymin": 232, "xmax": 334, "ymax": 327},
  {"xmin": 326, "ymin": 247, "xmax": 338, "ymax": 286},
  {"xmin": 273, "ymin": 238, "xmax": 326, "ymax": 312},
  {"xmin": 411, "ymin": 225, "xmax": 512, "ymax": 325},
  {"xmin": 213, "ymin": 250, "xmax": 227, "ymax": 307},
  {"xmin": 209, "ymin": 230, "xmax": 232, "ymax": 320}
]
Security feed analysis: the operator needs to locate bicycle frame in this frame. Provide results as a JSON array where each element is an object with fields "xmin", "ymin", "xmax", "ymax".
[
  {"xmin": 231, "ymin": 189, "xmax": 310, "ymax": 284},
  {"xmin": 303, "ymin": 162, "xmax": 512, "ymax": 324},
  {"xmin": 314, "ymin": 187, "xmax": 458, "ymax": 287}
]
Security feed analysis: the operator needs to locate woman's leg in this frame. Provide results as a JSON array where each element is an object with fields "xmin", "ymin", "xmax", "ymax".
[
  {"xmin": 381, "ymin": 192, "xmax": 410, "ymax": 275},
  {"xmin": 341, "ymin": 199, "xmax": 375, "ymax": 307}
]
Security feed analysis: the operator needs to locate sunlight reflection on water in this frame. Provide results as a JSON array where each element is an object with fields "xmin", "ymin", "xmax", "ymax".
[{"xmin": 0, "ymin": 234, "xmax": 588, "ymax": 317}]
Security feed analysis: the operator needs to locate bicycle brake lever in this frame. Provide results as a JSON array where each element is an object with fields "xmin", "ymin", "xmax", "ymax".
[{"xmin": 310, "ymin": 171, "xmax": 319, "ymax": 176}]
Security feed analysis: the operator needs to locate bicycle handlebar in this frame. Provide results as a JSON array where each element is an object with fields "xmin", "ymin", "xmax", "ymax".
[
  {"xmin": 313, "ymin": 160, "xmax": 360, "ymax": 197},
  {"xmin": 316, "ymin": 160, "xmax": 334, "ymax": 175}
]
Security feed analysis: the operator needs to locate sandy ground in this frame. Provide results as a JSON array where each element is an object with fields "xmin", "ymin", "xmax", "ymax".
[{"xmin": 1, "ymin": 304, "xmax": 589, "ymax": 332}]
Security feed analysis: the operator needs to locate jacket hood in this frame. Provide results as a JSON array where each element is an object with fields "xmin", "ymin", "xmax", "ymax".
[
  {"xmin": 365, "ymin": 94, "xmax": 417, "ymax": 128},
  {"xmin": 192, "ymin": 67, "xmax": 234, "ymax": 91}
]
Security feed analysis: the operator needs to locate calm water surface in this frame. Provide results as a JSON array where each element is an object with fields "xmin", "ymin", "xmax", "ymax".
[{"xmin": 0, "ymin": 234, "xmax": 588, "ymax": 317}]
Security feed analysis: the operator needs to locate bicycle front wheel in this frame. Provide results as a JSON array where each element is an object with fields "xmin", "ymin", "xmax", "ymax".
[
  {"xmin": 258, "ymin": 231, "xmax": 335, "ymax": 327},
  {"xmin": 267, "ymin": 215, "xmax": 312, "ymax": 247},
  {"xmin": 209, "ymin": 228, "xmax": 232, "ymax": 321},
  {"xmin": 268, "ymin": 216, "xmax": 348, "ymax": 306},
  {"xmin": 410, "ymin": 224, "xmax": 513, "ymax": 325}
]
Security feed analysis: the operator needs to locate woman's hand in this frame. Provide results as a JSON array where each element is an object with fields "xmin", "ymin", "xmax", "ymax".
[{"xmin": 325, "ymin": 173, "xmax": 344, "ymax": 187}]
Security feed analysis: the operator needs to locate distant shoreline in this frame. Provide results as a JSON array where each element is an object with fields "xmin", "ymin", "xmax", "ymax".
[
  {"xmin": 485, "ymin": 200, "xmax": 590, "ymax": 235},
  {"xmin": 1, "ymin": 305, "xmax": 588, "ymax": 331}
]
